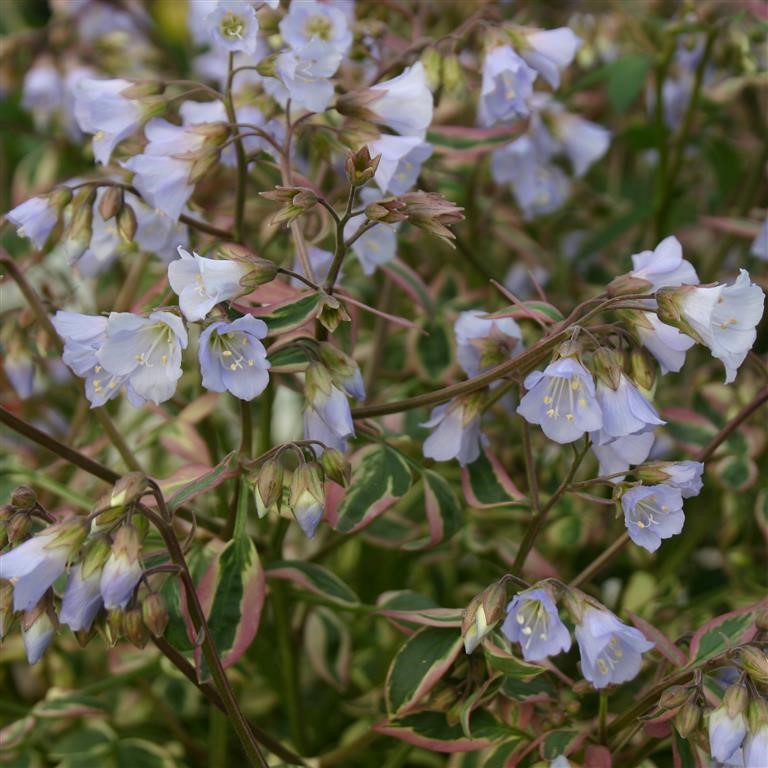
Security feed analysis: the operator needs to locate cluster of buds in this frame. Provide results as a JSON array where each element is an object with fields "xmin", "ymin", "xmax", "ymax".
[
  {"xmin": 345, "ymin": 146, "xmax": 381, "ymax": 186},
  {"xmin": 217, "ymin": 243, "xmax": 280, "ymax": 292},
  {"xmin": 366, "ymin": 191, "xmax": 464, "ymax": 245},
  {"xmin": 261, "ymin": 185, "xmax": 319, "ymax": 225},
  {"xmin": 1, "ymin": 485, "xmax": 46, "ymax": 547},
  {"xmin": 97, "ymin": 185, "xmax": 137, "ymax": 243},
  {"xmin": 250, "ymin": 445, "xmax": 351, "ymax": 539}
]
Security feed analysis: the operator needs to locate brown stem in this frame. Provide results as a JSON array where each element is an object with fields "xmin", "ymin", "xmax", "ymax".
[{"xmin": 568, "ymin": 532, "xmax": 630, "ymax": 589}]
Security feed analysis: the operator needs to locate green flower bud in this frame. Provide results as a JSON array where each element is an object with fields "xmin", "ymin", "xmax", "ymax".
[
  {"xmin": 675, "ymin": 700, "xmax": 701, "ymax": 738},
  {"xmin": 320, "ymin": 447, "xmax": 351, "ymax": 486},
  {"xmin": 142, "ymin": 593, "xmax": 169, "ymax": 638},
  {"xmin": 123, "ymin": 607, "xmax": 149, "ymax": 648},
  {"xmin": 98, "ymin": 186, "xmax": 124, "ymax": 222},
  {"xmin": 10, "ymin": 485, "xmax": 37, "ymax": 510}
]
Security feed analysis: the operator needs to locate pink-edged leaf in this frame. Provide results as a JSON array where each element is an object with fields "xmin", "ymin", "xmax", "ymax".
[
  {"xmin": 304, "ymin": 607, "xmax": 352, "ymax": 692},
  {"xmin": 375, "ymin": 590, "xmax": 463, "ymax": 630},
  {"xmin": 373, "ymin": 711, "xmax": 507, "ymax": 753},
  {"xmin": 382, "ymin": 259, "xmax": 434, "ymax": 315},
  {"xmin": 459, "ymin": 678, "xmax": 504, "ymax": 739},
  {"xmin": 159, "ymin": 419, "xmax": 212, "ymax": 465},
  {"xmin": 331, "ymin": 445, "xmax": 413, "ymax": 534},
  {"xmin": 386, "ymin": 627, "xmax": 463, "ymax": 715},
  {"xmin": 0, "ymin": 717, "xmax": 35, "ymax": 751},
  {"xmin": 539, "ymin": 729, "xmax": 585, "ymax": 761},
  {"xmin": 483, "ymin": 640, "xmax": 546, "ymax": 679},
  {"xmin": 177, "ymin": 391, "xmax": 220, "ymax": 423},
  {"xmin": 266, "ymin": 560, "xmax": 360, "ymax": 608},
  {"xmin": 487, "ymin": 301, "xmax": 564, "ymax": 326},
  {"xmin": 337, "ymin": 290, "xmax": 423, "ymax": 330},
  {"xmin": 462, "ymin": 448, "xmax": 526, "ymax": 508},
  {"xmin": 672, "ymin": 729, "xmax": 703, "ymax": 768},
  {"xmin": 235, "ymin": 292, "xmax": 323, "ymax": 335},
  {"xmin": 166, "ymin": 452, "xmax": 239, "ymax": 512},
  {"xmin": 402, "ymin": 470, "xmax": 462, "ymax": 551},
  {"xmin": 32, "ymin": 692, "xmax": 106, "ymax": 719},
  {"xmin": 687, "ymin": 600, "xmax": 765, "ymax": 668},
  {"xmin": 627, "ymin": 611, "xmax": 687, "ymax": 667},
  {"xmin": 700, "ymin": 216, "xmax": 762, "ymax": 239},
  {"xmin": 662, "ymin": 408, "xmax": 718, "ymax": 452},
  {"xmin": 585, "ymin": 745, "xmax": 613, "ymax": 768},
  {"xmin": 194, "ymin": 533, "xmax": 265, "ymax": 679}
]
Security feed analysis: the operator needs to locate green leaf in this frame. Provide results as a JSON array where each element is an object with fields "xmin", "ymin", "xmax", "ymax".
[
  {"xmin": 483, "ymin": 641, "xmax": 546, "ymax": 679},
  {"xmin": 607, "ymin": 54, "xmax": 653, "ymax": 112},
  {"xmin": 116, "ymin": 739, "xmax": 179, "ymax": 768},
  {"xmin": 167, "ymin": 452, "xmax": 238, "ymax": 512},
  {"xmin": 32, "ymin": 691, "xmax": 106, "ymax": 719},
  {"xmin": 266, "ymin": 344, "xmax": 309, "ymax": 373},
  {"xmin": 461, "ymin": 449, "xmax": 525, "ymax": 508},
  {"xmin": 260, "ymin": 293, "xmax": 322, "ymax": 335},
  {"xmin": 482, "ymin": 740, "xmax": 525, "ymax": 768},
  {"xmin": 688, "ymin": 608, "xmax": 757, "ymax": 668},
  {"xmin": 333, "ymin": 445, "xmax": 413, "ymax": 533},
  {"xmin": 716, "ymin": 455, "xmax": 756, "ymax": 491},
  {"xmin": 540, "ymin": 729, "xmax": 581, "ymax": 761},
  {"xmin": 305, "ymin": 607, "xmax": 351, "ymax": 692},
  {"xmin": 414, "ymin": 319, "xmax": 453, "ymax": 382},
  {"xmin": 196, "ymin": 534, "xmax": 265, "ymax": 679},
  {"xmin": 49, "ymin": 722, "xmax": 116, "ymax": 761},
  {"xmin": 386, "ymin": 627, "xmax": 463, "ymax": 715},
  {"xmin": 501, "ymin": 675, "xmax": 556, "ymax": 702},
  {"xmin": 267, "ymin": 560, "xmax": 360, "ymax": 608},
  {"xmin": 375, "ymin": 591, "xmax": 463, "ymax": 629},
  {"xmin": 403, "ymin": 470, "xmax": 462, "ymax": 550}
]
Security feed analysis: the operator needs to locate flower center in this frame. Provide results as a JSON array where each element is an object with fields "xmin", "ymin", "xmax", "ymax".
[
  {"xmin": 219, "ymin": 12, "xmax": 246, "ymax": 40},
  {"xmin": 514, "ymin": 599, "xmax": 550, "ymax": 648},
  {"xmin": 304, "ymin": 15, "xmax": 333, "ymax": 41},
  {"xmin": 543, "ymin": 375, "xmax": 587, "ymax": 423}
]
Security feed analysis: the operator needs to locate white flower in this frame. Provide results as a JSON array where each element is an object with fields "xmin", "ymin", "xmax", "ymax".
[
  {"xmin": 751, "ymin": 218, "xmax": 768, "ymax": 261},
  {"xmin": 21, "ymin": 56, "xmax": 64, "ymax": 133},
  {"xmin": 6, "ymin": 196, "xmax": 59, "ymax": 249},
  {"xmin": 591, "ymin": 429, "xmax": 656, "ymax": 480},
  {"xmin": 632, "ymin": 312, "xmax": 695, "ymax": 374},
  {"xmin": 368, "ymin": 135, "xmax": 433, "ymax": 196},
  {"xmin": 479, "ymin": 46, "xmax": 537, "ymax": 126},
  {"xmin": 369, "ymin": 62, "xmax": 433, "ymax": 138},
  {"xmin": 344, "ymin": 218, "xmax": 397, "ymax": 275},
  {"xmin": 594, "ymin": 374, "xmax": 665, "ymax": 441},
  {"xmin": 454, "ymin": 310, "xmax": 523, "ymax": 378},
  {"xmin": 168, "ymin": 245, "xmax": 253, "ymax": 321},
  {"xmin": 520, "ymin": 27, "xmax": 582, "ymax": 88},
  {"xmin": 422, "ymin": 396, "xmax": 486, "ymax": 466},
  {"xmin": 659, "ymin": 269, "xmax": 765, "ymax": 383},
  {"xmin": 630, "ymin": 235, "xmax": 699, "ymax": 290},
  {"xmin": 205, "ymin": 0, "xmax": 260, "ymax": 55},
  {"xmin": 279, "ymin": 0, "xmax": 352, "ymax": 57}
]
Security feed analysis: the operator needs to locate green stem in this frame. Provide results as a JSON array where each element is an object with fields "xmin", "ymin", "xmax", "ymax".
[
  {"xmin": 598, "ymin": 691, "xmax": 609, "ymax": 744},
  {"xmin": 258, "ymin": 383, "xmax": 274, "ymax": 457},
  {"xmin": 209, "ymin": 707, "xmax": 230, "ymax": 768},
  {"xmin": 240, "ymin": 399, "xmax": 253, "ymax": 458},
  {"xmin": 323, "ymin": 185, "xmax": 356, "ymax": 294},
  {"xmin": 568, "ymin": 532, "xmax": 630, "ymax": 589},
  {"xmin": 225, "ymin": 52, "xmax": 248, "ymax": 243}
]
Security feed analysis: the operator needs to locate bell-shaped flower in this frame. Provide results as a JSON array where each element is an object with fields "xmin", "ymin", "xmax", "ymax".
[
  {"xmin": 518, "ymin": 27, "xmax": 582, "ymax": 89},
  {"xmin": 595, "ymin": 373, "xmax": 664, "ymax": 441},
  {"xmin": 636, "ymin": 460, "xmax": 704, "ymax": 498},
  {"xmin": 60, "ymin": 562, "xmax": 104, "ymax": 632},
  {"xmin": 291, "ymin": 245, "xmax": 334, "ymax": 286},
  {"xmin": 709, "ymin": 704, "xmax": 748, "ymax": 763},
  {"xmin": 4, "ymin": 352, "xmax": 35, "ymax": 399},
  {"xmin": 518, "ymin": 357, "xmax": 602, "ymax": 444},
  {"xmin": 574, "ymin": 604, "xmax": 654, "ymax": 688},
  {"xmin": 96, "ymin": 311, "xmax": 188, "ymax": 406},
  {"xmin": 501, "ymin": 587, "xmax": 572, "ymax": 662},
  {"xmin": 22, "ymin": 602, "xmax": 56, "ymax": 665},
  {"xmin": 168, "ymin": 246, "xmax": 254, "ymax": 321},
  {"xmin": 743, "ymin": 720, "xmax": 768, "ymax": 768},
  {"xmin": 621, "ymin": 483, "xmax": 685, "ymax": 552},
  {"xmin": 591, "ymin": 429, "xmax": 655, "ymax": 480},
  {"xmin": 629, "ymin": 235, "xmax": 699, "ymax": 291},
  {"xmin": 555, "ymin": 113, "xmax": 611, "ymax": 178},
  {"xmin": 630, "ymin": 311, "xmax": 695, "ymax": 374},
  {"xmin": 6, "ymin": 193, "xmax": 67, "ymax": 249},
  {"xmin": 279, "ymin": 0, "xmax": 352, "ymax": 57},
  {"xmin": 318, "ymin": 343, "xmax": 365, "ymax": 401},
  {"xmin": 100, "ymin": 525, "xmax": 143, "ymax": 610},
  {"xmin": 422, "ymin": 394, "xmax": 486, "ymax": 466},
  {"xmin": 289, "ymin": 463, "xmax": 325, "ymax": 538},
  {"xmin": 74, "ymin": 77, "xmax": 163, "ymax": 164},
  {"xmin": 344, "ymin": 218, "xmax": 397, "ymax": 275},
  {"xmin": 751, "ymin": 219, "xmax": 767, "ymax": 261},
  {"xmin": 369, "ymin": 135, "xmax": 433, "ymax": 196},
  {"xmin": 657, "ymin": 269, "xmax": 765, "ymax": 384},
  {"xmin": 198, "ymin": 315, "xmax": 270, "ymax": 401},
  {"xmin": 304, "ymin": 362, "xmax": 355, "ymax": 452},
  {"xmin": 454, "ymin": 310, "xmax": 523, "ymax": 378},
  {"xmin": 479, "ymin": 46, "xmax": 537, "ymax": 126},
  {"xmin": 205, "ymin": 0, "xmax": 260, "ymax": 54},
  {"xmin": 22, "ymin": 56, "xmax": 64, "ymax": 132},
  {"xmin": 369, "ymin": 62, "xmax": 433, "ymax": 138},
  {"xmin": 0, "ymin": 520, "xmax": 87, "ymax": 612}
]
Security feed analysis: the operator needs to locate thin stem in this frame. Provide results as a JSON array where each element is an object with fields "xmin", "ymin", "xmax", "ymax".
[
  {"xmin": 258, "ymin": 382, "xmax": 274, "ymax": 457},
  {"xmin": 520, "ymin": 417, "xmax": 540, "ymax": 515},
  {"xmin": 323, "ymin": 184, "xmax": 357, "ymax": 294},
  {"xmin": 277, "ymin": 266, "xmax": 320, "ymax": 291},
  {"xmin": 240, "ymin": 399, "xmax": 253, "ymax": 458},
  {"xmin": 569, "ymin": 533, "xmax": 631, "ymax": 589},
  {"xmin": 598, "ymin": 692, "xmax": 609, "ymax": 744},
  {"xmin": 226, "ymin": 52, "xmax": 249, "ymax": 243}
]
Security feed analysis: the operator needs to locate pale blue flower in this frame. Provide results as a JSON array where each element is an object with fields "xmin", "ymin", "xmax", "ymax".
[
  {"xmin": 744, "ymin": 723, "xmax": 768, "ymax": 768},
  {"xmin": 97, "ymin": 311, "xmax": 187, "ymax": 406},
  {"xmin": 345, "ymin": 218, "xmax": 397, "ymax": 275},
  {"xmin": 198, "ymin": 315, "xmax": 270, "ymax": 401},
  {"xmin": 574, "ymin": 605, "xmax": 654, "ymax": 688},
  {"xmin": 621, "ymin": 484, "xmax": 685, "ymax": 552},
  {"xmin": 454, "ymin": 310, "xmax": 523, "ymax": 378},
  {"xmin": 100, "ymin": 526, "xmax": 142, "ymax": 610},
  {"xmin": 650, "ymin": 460, "xmax": 704, "ymax": 498},
  {"xmin": 518, "ymin": 358, "xmax": 602, "ymax": 444},
  {"xmin": 591, "ymin": 429, "xmax": 655, "ymax": 480},
  {"xmin": 4, "ymin": 353, "xmax": 35, "ymax": 398},
  {"xmin": 633, "ymin": 312, "xmax": 695, "ymax": 375},
  {"xmin": 479, "ymin": 46, "xmax": 537, "ymax": 126},
  {"xmin": 709, "ymin": 705, "xmax": 747, "ymax": 764},
  {"xmin": 304, "ymin": 363, "xmax": 355, "ymax": 452},
  {"xmin": 501, "ymin": 587, "xmax": 571, "ymax": 662},
  {"xmin": 22, "ymin": 608, "xmax": 55, "ymax": 665},
  {"xmin": 422, "ymin": 396, "xmax": 485, "ymax": 466},
  {"xmin": 6, "ymin": 196, "xmax": 59, "ymax": 249},
  {"xmin": 369, "ymin": 62, "xmax": 433, "ymax": 138},
  {"xmin": 279, "ymin": 0, "xmax": 352, "ymax": 57},
  {"xmin": 519, "ymin": 27, "xmax": 582, "ymax": 89},
  {"xmin": 369, "ymin": 135, "xmax": 433, "ymax": 196},
  {"xmin": 291, "ymin": 245, "xmax": 335, "ymax": 286},
  {"xmin": 60, "ymin": 563, "xmax": 103, "ymax": 632},
  {"xmin": 630, "ymin": 235, "xmax": 699, "ymax": 290},
  {"xmin": 595, "ymin": 374, "xmax": 664, "ymax": 441},
  {"xmin": 751, "ymin": 219, "xmax": 768, "ymax": 261},
  {"xmin": 205, "ymin": 1, "xmax": 260, "ymax": 55}
]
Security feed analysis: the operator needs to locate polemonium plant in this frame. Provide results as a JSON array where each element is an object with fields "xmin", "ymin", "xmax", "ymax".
[
  {"xmin": 621, "ymin": 483, "xmax": 685, "ymax": 552},
  {"xmin": 501, "ymin": 587, "xmax": 572, "ymax": 662}
]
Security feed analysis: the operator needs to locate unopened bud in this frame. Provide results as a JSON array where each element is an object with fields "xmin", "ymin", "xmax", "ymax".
[
  {"xmin": 345, "ymin": 145, "xmax": 380, "ymax": 186},
  {"xmin": 659, "ymin": 685, "xmax": 691, "ymax": 709},
  {"xmin": 462, "ymin": 580, "xmax": 507, "ymax": 654},
  {"xmin": 256, "ymin": 53, "xmax": 278, "ymax": 77},
  {"xmin": 124, "ymin": 607, "xmax": 149, "ymax": 648},
  {"xmin": 239, "ymin": 259, "xmax": 279, "ymax": 291},
  {"xmin": 317, "ymin": 295, "xmax": 351, "ymax": 333},
  {"xmin": 261, "ymin": 186, "xmax": 318, "ymax": 225},
  {"xmin": 255, "ymin": 458, "xmax": 284, "ymax": 517},
  {"xmin": 365, "ymin": 198, "xmax": 407, "ymax": 224},
  {"xmin": 81, "ymin": 536, "xmax": 111, "ymax": 579},
  {"xmin": 10, "ymin": 485, "xmax": 37, "ymax": 509},
  {"xmin": 142, "ymin": 593, "xmax": 169, "ymax": 637},
  {"xmin": 189, "ymin": 149, "xmax": 222, "ymax": 184},
  {"xmin": 674, "ymin": 700, "xmax": 701, "ymax": 738},
  {"xmin": 0, "ymin": 504, "xmax": 12, "ymax": 521},
  {"xmin": 606, "ymin": 273, "xmax": 653, "ymax": 298},
  {"xmin": 7, "ymin": 512, "xmax": 31, "ymax": 543},
  {"xmin": 289, "ymin": 463, "xmax": 325, "ymax": 539},
  {"xmin": 49, "ymin": 186, "xmax": 73, "ymax": 211},
  {"xmin": 724, "ymin": 683, "xmax": 749, "ymax": 716},
  {"xmin": 591, "ymin": 347, "xmax": 622, "ymax": 389},
  {"xmin": 93, "ymin": 472, "xmax": 149, "ymax": 517},
  {"xmin": 119, "ymin": 80, "xmax": 165, "ymax": 99},
  {"xmin": 629, "ymin": 347, "xmax": 657, "ymax": 393},
  {"xmin": 197, "ymin": 122, "xmax": 230, "ymax": 147},
  {"xmin": 0, "ymin": 579, "xmax": 14, "ymax": 640},
  {"xmin": 320, "ymin": 447, "xmax": 351, "ymax": 486},
  {"xmin": 98, "ymin": 186, "xmax": 124, "ymax": 221},
  {"xmin": 116, "ymin": 203, "xmax": 137, "ymax": 242},
  {"xmin": 105, "ymin": 609, "xmax": 124, "ymax": 646}
]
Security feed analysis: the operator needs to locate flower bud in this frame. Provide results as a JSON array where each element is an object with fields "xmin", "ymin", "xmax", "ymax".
[
  {"xmin": 675, "ymin": 699, "xmax": 702, "ymax": 738},
  {"xmin": 0, "ymin": 579, "xmax": 14, "ymax": 640},
  {"xmin": 255, "ymin": 53, "xmax": 278, "ymax": 77},
  {"xmin": 124, "ymin": 607, "xmax": 149, "ymax": 648},
  {"xmin": 364, "ymin": 198, "xmax": 407, "ymax": 224},
  {"xmin": 660, "ymin": 685, "xmax": 692, "ymax": 709},
  {"xmin": 238, "ymin": 259, "xmax": 279, "ymax": 292},
  {"xmin": 7, "ymin": 511, "xmax": 31, "ymax": 543},
  {"xmin": 74, "ymin": 626, "xmax": 96, "ymax": 648},
  {"xmin": 21, "ymin": 601, "xmax": 56, "ymax": 664},
  {"xmin": 142, "ymin": 593, "xmax": 169, "ymax": 638},
  {"xmin": 398, "ymin": 191, "xmax": 464, "ymax": 245},
  {"xmin": 81, "ymin": 535, "xmax": 112, "ymax": 579},
  {"xmin": 105, "ymin": 609, "xmax": 124, "ymax": 646},
  {"xmin": 63, "ymin": 187, "xmax": 96, "ymax": 263},
  {"xmin": 119, "ymin": 80, "xmax": 165, "ymax": 99},
  {"xmin": 0, "ymin": 503, "xmax": 13, "ymax": 521},
  {"xmin": 334, "ymin": 89, "xmax": 382, "ymax": 122},
  {"xmin": 724, "ymin": 683, "xmax": 749, "ymax": 717},
  {"xmin": 93, "ymin": 472, "xmax": 149, "ymax": 518},
  {"xmin": 289, "ymin": 463, "xmax": 325, "ymax": 539},
  {"xmin": 591, "ymin": 347, "xmax": 622, "ymax": 390},
  {"xmin": 10, "ymin": 485, "xmax": 37, "ymax": 510},
  {"xmin": 462, "ymin": 580, "xmax": 507, "ymax": 654},
  {"xmin": 98, "ymin": 186, "xmax": 124, "ymax": 222},
  {"xmin": 261, "ymin": 186, "xmax": 318, "ymax": 225},
  {"xmin": 189, "ymin": 149, "xmax": 222, "ymax": 184},
  {"xmin": 318, "ymin": 295, "xmax": 351, "ymax": 333},
  {"xmin": 629, "ymin": 347, "xmax": 657, "ymax": 393},
  {"xmin": 49, "ymin": 186, "xmax": 73, "ymax": 211},
  {"xmin": 606, "ymin": 273, "xmax": 653, "ymax": 298},
  {"xmin": 255, "ymin": 458, "xmax": 284, "ymax": 517},
  {"xmin": 320, "ymin": 447, "xmax": 351, "ymax": 486},
  {"xmin": 346, "ymin": 145, "xmax": 381, "ymax": 186}
]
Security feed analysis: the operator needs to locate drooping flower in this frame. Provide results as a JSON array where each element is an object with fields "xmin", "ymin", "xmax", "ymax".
[
  {"xmin": 289, "ymin": 463, "xmax": 325, "ymax": 538},
  {"xmin": 709, "ymin": 702, "xmax": 748, "ymax": 764},
  {"xmin": 60, "ymin": 561, "xmax": 104, "ymax": 632},
  {"xmin": 637, "ymin": 460, "xmax": 704, "ymax": 498},
  {"xmin": 22, "ymin": 603, "xmax": 56, "ymax": 665},
  {"xmin": 479, "ymin": 46, "xmax": 537, "ymax": 126},
  {"xmin": 168, "ymin": 246, "xmax": 254, "ymax": 321},
  {"xmin": 279, "ymin": 0, "xmax": 352, "ymax": 57},
  {"xmin": 594, "ymin": 373, "xmax": 665, "ymax": 441},
  {"xmin": 100, "ymin": 525, "xmax": 143, "ymax": 610},
  {"xmin": 591, "ymin": 429, "xmax": 656, "ymax": 480},
  {"xmin": 96, "ymin": 311, "xmax": 188, "ymax": 406},
  {"xmin": 629, "ymin": 311, "xmax": 696, "ymax": 375},
  {"xmin": 304, "ymin": 362, "xmax": 355, "ymax": 452},
  {"xmin": 574, "ymin": 604, "xmax": 654, "ymax": 688},
  {"xmin": 518, "ymin": 27, "xmax": 582, "ymax": 89},
  {"xmin": 657, "ymin": 269, "xmax": 765, "ymax": 384},
  {"xmin": 369, "ymin": 62, "xmax": 433, "ymax": 138},
  {"xmin": 629, "ymin": 235, "xmax": 699, "ymax": 290},
  {"xmin": 368, "ymin": 135, "xmax": 433, "ymax": 196},
  {"xmin": 743, "ymin": 718, "xmax": 768, "ymax": 768},
  {"xmin": 6, "ymin": 190, "xmax": 71, "ymax": 249},
  {"xmin": 22, "ymin": 56, "xmax": 64, "ymax": 131},
  {"xmin": 0, "ymin": 520, "xmax": 87, "ymax": 612},
  {"xmin": 205, "ymin": 0, "xmax": 260, "ymax": 54},
  {"xmin": 291, "ymin": 245, "xmax": 335, "ymax": 286},
  {"xmin": 344, "ymin": 217, "xmax": 397, "ymax": 275},
  {"xmin": 198, "ymin": 315, "xmax": 270, "ymax": 401},
  {"xmin": 518, "ymin": 357, "xmax": 602, "ymax": 444},
  {"xmin": 621, "ymin": 484, "xmax": 685, "ymax": 552},
  {"xmin": 501, "ymin": 587, "xmax": 572, "ymax": 662},
  {"xmin": 422, "ymin": 394, "xmax": 486, "ymax": 466},
  {"xmin": 454, "ymin": 310, "xmax": 523, "ymax": 378},
  {"xmin": 318, "ymin": 343, "xmax": 365, "ymax": 401}
]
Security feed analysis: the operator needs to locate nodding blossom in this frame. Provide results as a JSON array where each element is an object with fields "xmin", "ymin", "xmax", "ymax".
[
  {"xmin": 279, "ymin": 0, "xmax": 352, "ymax": 58},
  {"xmin": 709, "ymin": 701, "xmax": 748, "ymax": 764},
  {"xmin": 479, "ymin": 46, "xmax": 537, "ymax": 125},
  {"xmin": 594, "ymin": 373, "xmax": 665, "ymax": 441},
  {"xmin": 369, "ymin": 62, "xmax": 434, "ymax": 138},
  {"xmin": 657, "ymin": 269, "xmax": 765, "ymax": 384},
  {"xmin": 100, "ymin": 526, "xmax": 143, "ymax": 610},
  {"xmin": 168, "ymin": 246, "xmax": 253, "ymax": 321},
  {"xmin": 96, "ymin": 311, "xmax": 188, "ymax": 406},
  {"xmin": 369, "ymin": 135, "xmax": 433, "ymax": 196},
  {"xmin": 60, "ymin": 561, "xmax": 104, "ymax": 632},
  {"xmin": 292, "ymin": 245, "xmax": 335, "ymax": 286},
  {"xmin": 517, "ymin": 358, "xmax": 602, "ymax": 444},
  {"xmin": 743, "ymin": 718, "xmax": 768, "ymax": 768},
  {"xmin": 422, "ymin": 394, "xmax": 486, "ymax": 466},
  {"xmin": 751, "ymin": 219, "xmax": 768, "ymax": 261},
  {"xmin": 574, "ymin": 604, "xmax": 654, "ymax": 688},
  {"xmin": 629, "ymin": 235, "xmax": 699, "ymax": 290},
  {"xmin": 6, "ymin": 195, "xmax": 61, "ymax": 250},
  {"xmin": 344, "ymin": 217, "xmax": 397, "ymax": 275},
  {"xmin": 591, "ymin": 429, "xmax": 655, "ymax": 480},
  {"xmin": 304, "ymin": 362, "xmax": 356, "ymax": 452},
  {"xmin": 198, "ymin": 316, "xmax": 270, "ymax": 401},
  {"xmin": 637, "ymin": 460, "xmax": 704, "ymax": 498},
  {"xmin": 501, "ymin": 588, "xmax": 572, "ymax": 662},
  {"xmin": 518, "ymin": 27, "xmax": 582, "ymax": 89},
  {"xmin": 22, "ymin": 605, "xmax": 56, "ymax": 665},
  {"xmin": 205, "ymin": 0, "xmax": 260, "ymax": 55},
  {"xmin": 621, "ymin": 484, "xmax": 685, "ymax": 552},
  {"xmin": 0, "ymin": 521, "xmax": 86, "ymax": 612},
  {"xmin": 632, "ymin": 311, "xmax": 696, "ymax": 375},
  {"xmin": 454, "ymin": 310, "xmax": 523, "ymax": 378}
]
